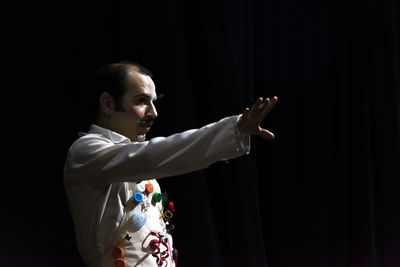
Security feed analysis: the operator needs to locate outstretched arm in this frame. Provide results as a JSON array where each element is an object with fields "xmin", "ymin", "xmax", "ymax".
[{"xmin": 237, "ymin": 96, "xmax": 278, "ymax": 139}]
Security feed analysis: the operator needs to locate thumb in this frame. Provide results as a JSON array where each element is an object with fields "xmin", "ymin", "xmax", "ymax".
[{"xmin": 259, "ymin": 128, "xmax": 275, "ymax": 140}]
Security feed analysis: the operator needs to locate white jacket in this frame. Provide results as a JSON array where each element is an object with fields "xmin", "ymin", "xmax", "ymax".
[{"xmin": 64, "ymin": 115, "xmax": 250, "ymax": 266}]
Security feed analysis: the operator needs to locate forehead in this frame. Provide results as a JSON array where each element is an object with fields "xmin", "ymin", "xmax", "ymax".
[{"xmin": 125, "ymin": 68, "xmax": 157, "ymax": 100}]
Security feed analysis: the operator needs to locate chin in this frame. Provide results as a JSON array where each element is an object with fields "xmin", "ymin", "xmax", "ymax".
[{"xmin": 137, "ymin": 134, "xmax": 146, "ymax": 142}]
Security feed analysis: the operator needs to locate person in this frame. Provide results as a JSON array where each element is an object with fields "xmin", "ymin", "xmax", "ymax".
[{"xmin": 63, "ymin": 61, "xmax": 278, "ymax": 267}]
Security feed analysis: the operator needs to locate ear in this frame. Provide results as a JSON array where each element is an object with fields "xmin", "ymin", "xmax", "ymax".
[{"xmin": 99, "ymin": 92, "xmax": 115, "ymax": 116}]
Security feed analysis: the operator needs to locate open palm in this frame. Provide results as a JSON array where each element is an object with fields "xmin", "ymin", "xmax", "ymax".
[{"xmin": 237, "ymin": 96, "xmax": 278, "ymax": 139}]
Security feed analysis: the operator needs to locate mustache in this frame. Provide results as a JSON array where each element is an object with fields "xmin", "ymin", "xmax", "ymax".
[{"xmin": 138, "ymin": 117, "xmax": 154, "ymax": 126}]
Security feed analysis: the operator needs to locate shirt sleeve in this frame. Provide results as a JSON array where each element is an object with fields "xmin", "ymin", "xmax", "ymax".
[{"xmin": 64, "ymin": 115, "xmax": 250, "ymax": 184}]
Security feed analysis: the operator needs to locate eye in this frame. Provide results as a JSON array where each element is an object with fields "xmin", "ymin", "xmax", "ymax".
[{"xmin": 135, "ymin": 97, "xmax": 147, "ymax": 104}]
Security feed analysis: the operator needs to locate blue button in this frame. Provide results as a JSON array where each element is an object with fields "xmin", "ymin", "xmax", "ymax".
[
  {"xmin": 132, "ymin": 212, "xmax": 147, "ymax": 229},
  {"xmin": 133, "ymin": 192, "xmax": 144, "ymax": 203}
]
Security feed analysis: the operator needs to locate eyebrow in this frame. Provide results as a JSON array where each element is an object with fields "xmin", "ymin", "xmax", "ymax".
[{"xmin": 134, "ymin": 93, "xmax": 157, "ymax": 101}]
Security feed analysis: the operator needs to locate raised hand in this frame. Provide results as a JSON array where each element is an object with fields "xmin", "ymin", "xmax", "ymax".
[{"xmin": 237, "ymin": 96, "xmax": 278, "ymax": 140}]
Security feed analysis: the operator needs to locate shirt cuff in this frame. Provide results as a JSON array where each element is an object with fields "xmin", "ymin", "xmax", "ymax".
[{"xmin": 234, "ymin": 115, "xmax": 251, "ymax": 155}]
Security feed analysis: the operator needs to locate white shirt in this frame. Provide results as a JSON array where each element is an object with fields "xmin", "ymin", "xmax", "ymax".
[{"xmin": 64, "ymin": 115, "xmax": 250, "ymax": 266}]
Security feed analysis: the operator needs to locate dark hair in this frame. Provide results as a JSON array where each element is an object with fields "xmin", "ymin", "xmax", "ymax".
[{"xmin": 90, "ymin": 61, "xmax": 153, "ymax": 122}]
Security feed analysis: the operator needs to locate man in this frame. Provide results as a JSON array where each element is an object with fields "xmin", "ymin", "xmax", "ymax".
[{"xmin": 64, "ymin": 61, "xmax": 278, "ymax": 267}]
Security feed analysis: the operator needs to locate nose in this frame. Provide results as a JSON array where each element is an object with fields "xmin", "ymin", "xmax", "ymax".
[{"xmin": 146, "ymin": 102, "xmax": 158, "ymax": 119}]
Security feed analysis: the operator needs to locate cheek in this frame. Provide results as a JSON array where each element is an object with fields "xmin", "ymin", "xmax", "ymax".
[{"xmin": 129, "ymin": 106, "xmax": 144, "ymax": 118}]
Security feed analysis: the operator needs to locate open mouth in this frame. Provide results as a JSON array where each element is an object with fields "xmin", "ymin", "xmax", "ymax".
[{"xmin": 138, "ymin": 118, "xmax": 154, "ymax": 132}]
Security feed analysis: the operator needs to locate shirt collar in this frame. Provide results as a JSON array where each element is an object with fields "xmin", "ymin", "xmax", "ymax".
[{"xmin": 88, "ymin": 124, "xmax": 131, "ymax": 144}]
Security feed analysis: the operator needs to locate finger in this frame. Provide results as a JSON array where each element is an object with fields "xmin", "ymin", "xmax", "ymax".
[
  {"xmin": 262, "ymin": 96, "xmax": 278, "ymax": 116},
  {"xmin": 253, "ymin": 98, "xmax": 270, "ymax": 120},
  {"xmin": 242, "ymin": 107, "xmax": 250, "ymax": 119},
  {"xmin": 248, "ymin": 97, "xmax": 270, "ymax": 122},
  {"xmin": 250, "ymin": 98, "xmax": 269, "ymax": 120},
  {"xmin": 249, "ymin": 98, "xmax": 263, "ymax": 115},
  {"xmin": 259, "ymin": 128, "xmax": 275, "ymax": 140},
  {"xmin": 260, "ymin": 98, "xmax": 270, "ymax": 113}
]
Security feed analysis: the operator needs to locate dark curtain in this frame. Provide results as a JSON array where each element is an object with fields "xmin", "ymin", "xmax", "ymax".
[{"xmin": 3, "ymin": 0, "xmax": 399, "ymax": 266}]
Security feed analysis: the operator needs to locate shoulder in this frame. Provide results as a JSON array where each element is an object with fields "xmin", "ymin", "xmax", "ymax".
[
  {"xmin": 71, "ymin": 133, "xmax": 113, "ymax": 148},
  {"xmin": 67, "ymin": 133, "xmax": 115, "ymax": 163}
]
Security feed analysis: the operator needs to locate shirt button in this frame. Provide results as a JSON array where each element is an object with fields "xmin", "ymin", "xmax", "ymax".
[
  {"xmin": 112, "ymin": 246, "xmax": 124, "ymax": 259},
  {"xmin": 132, "ymin": 212, "xmax": 147, "ymax": 229},
  {"xmin": 124, "ymin": 234, "xmax": 132, "ymax": 241},
  {"xmin": 169, "ymin": 201, "xmax": 175, "ymax": 212},
  {"xmin": 114, "ymin": 258, "xmax": 126, "ymax": 267},
  {"xmin": 145, "ymin": 183, "xmax": 154, "ymax": 194},
  {"xmin": 132, "ymin": 192, "xmax": 143, "ymax": 203},
  {"xmin": 136, "ymin": 183, "xmax": 145, "ymax": 192},
  {"xmin": 152, "ymin": 192, "xmax": 162, "ymax": 203}
]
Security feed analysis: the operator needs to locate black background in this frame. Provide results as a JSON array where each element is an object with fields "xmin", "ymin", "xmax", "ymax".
[{"xmin": 2, "ymin": 0, "xmax": 399, "ymax": 266}]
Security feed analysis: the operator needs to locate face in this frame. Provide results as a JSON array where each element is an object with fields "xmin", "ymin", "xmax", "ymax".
[{"xmin": 108, "ymin": 69, "xmax": 158, "ymax": 142}]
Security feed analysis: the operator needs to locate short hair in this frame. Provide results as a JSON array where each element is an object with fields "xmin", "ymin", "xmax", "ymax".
[{"xmin": 90, "ymin": 61, "xmax": 153, "ymax": 122}]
